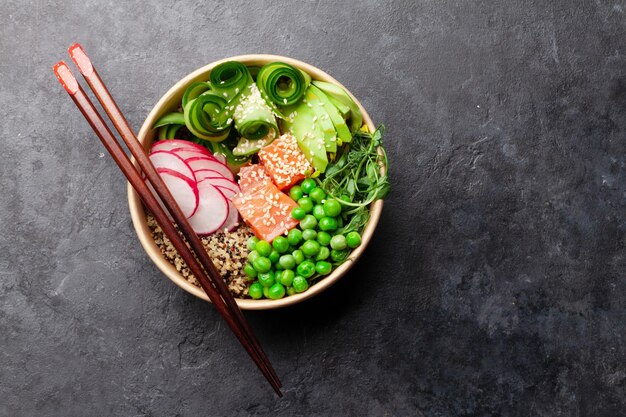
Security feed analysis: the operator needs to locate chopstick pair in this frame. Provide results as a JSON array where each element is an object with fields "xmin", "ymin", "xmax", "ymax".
[{"xmin": 53, "ymin": 44, "xmax": 282, "ymax": 396}]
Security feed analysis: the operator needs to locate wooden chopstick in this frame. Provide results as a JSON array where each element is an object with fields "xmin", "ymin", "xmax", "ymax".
[
  {"xmin": 53, "ymin": 60, "xmax": 282, "ymax": 396},
  {"xmin": 66, "ymin": 43, "xmax": 281, "ymax": 389}
]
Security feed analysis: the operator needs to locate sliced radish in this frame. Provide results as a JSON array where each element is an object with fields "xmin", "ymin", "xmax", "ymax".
[
  {"xmin": 150, "ymin": 168, "xmax": 199, "ymax": 218},
  {"xmin": 220, "ymin": 202, "xmax": 239, "ymax": 231},
  {"xmin": 155, "ymin": 145, "xmax": 210, "ymax": 157},
  {"xmin": 151, "ymin": 139, "xmax": 210, "ymax": 154},
  {"xmin": 200, "ymin": 176, "xmax": 240, "ymax": 194},
  {"xmin": 215, "ymin": 185, "xmax": 240, "ymax": 231},
  {"xmin": 187, "ymin": 181, "xmax": 229, "ymax": 235},
  {"xmin": 171, "ymin": 149, "xmax": 217, "ymax": 162},
  {"xmin": 185, "ymin": 156, "xmax": 235, "ymax": 181},
  {"xmin": 216, "ymin": 185, "xmax": 238, "ymax": 199},
  {"xmin": 212, "ymin": 184, "xmax": 240, "ymax": 231},
  {"xmin": 195, "ymin": 169, "xmax": 229, "ymax": 182},
  {"xmin": 213, "ymin": 153, "xmax": 227, "ymax": 164},
  {"xmin": 149, "ymin": 151, "xmax": 195, "ymax": 181}
]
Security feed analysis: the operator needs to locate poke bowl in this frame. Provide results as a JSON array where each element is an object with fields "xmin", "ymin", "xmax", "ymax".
[{"xmin": 128, "ymin": 54, "xmax": 388, "ymax": 310}]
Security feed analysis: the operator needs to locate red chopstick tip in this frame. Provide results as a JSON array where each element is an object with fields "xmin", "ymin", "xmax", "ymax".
[
  {"xmin": 53, "ymin": 61, "xmax": 79, "ymax": 95},
  {"xmin": 68, "ymin": 43, "xmax": 94, "ymax": 76}
]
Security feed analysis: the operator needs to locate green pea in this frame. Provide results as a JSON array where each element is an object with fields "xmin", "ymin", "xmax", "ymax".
[
  {"xmin": 255, "ymin": 240, "xmax": 272, "ymax": 257},
  {"xmin": 248, "ymin": 250, "xmax": 260, "ymax": 263},
  {"xmin": 323, "ymin": 199, "xmax": 342, "ymax": 217},
  {"xmin": 243, "ymin": 263, "xmax": 257, "ymax": 279},
  {"xmin": 330, "ymin": 235, "xmax": 347, "ymax": 250},
  {"xmin": 316, "ymin": 231, "xmax": 331, "ymax": 246},
  {"xmin": 346, "ymin": 231, "xmax": 362, "ymax": 248},
  {"xmin": 268, "ymin": 282, "xmax": 286, "ymax": 299},
  {"xmin": 292, "ymin": 276, "xmax": 309, "ymax": 293},
  {"xmin": 279, "ymin": 254, "xmax": 296, "ymax": 270},
  {"xmin": 297, "ymin": 260, "xmax": 316, "ymax": 278},
  {"xmin": 289, "ymin": 185, "xmax": 304, "ymax": 201},
  {"xmin": 272, "ymin": 236, "xmax": 289, "ymax": 253},
  {"xmin": 291, "ymin": 207, "xmax": 306, "ymax": 220},
  {"xmin": 249, "ymin": 282, "xmax": 263, "ymax": 299},
  {"xmin": 297, "ymin": 197, "xmax": 314, "ymax": 213},
  {"xmin": 318, "ymin": 217, "xmax": 338, "ymax": 231},
  {"xmin": 300, "ymin": 214, "xmax": 318, "ymax": 230},
  {"xmin": 292, "ymin": 249, "xmax": 305, "ymax": 265},
  {"xmin": 288, "ymin": 228, "xmax": 303, "ymax": 246},
  {"xmin": 330, "ymin": 249, "xmax": 349, "ymax": 263},
  {"xmin": 301, "ymin": 240, "xmax": 321, "ymax": 257},
  {"xmin": 315, "ymin": 261, "xmax": 332, "ymax": 275},
  {"xmin": 312, "ymin": 204, "xmax": 326, "ymax": 220},
  {"xmin": 278, "ymin": 269, "xmax": 295, "ymax": 286},
  {"xmin": 252, "ymin": 256, "xmax": 272, "ymax": 273},
  {"xmin": 309, "ymin": 187, "xmax": 326, "ymax": 203},
  {"xmin": 286, "ymin": 286, "xmax": 296, "ymax": 296},
  {"xmin": 263, "ymin": 285, "xmax": 270, "ymax": 299},
  {"xmin": 268, "ymin": 249, "xmax": 280, "ymax": 264},
  {"xmin": 257, "ymin": 270, "xmax": 275, "ymax": 287},
  {"xmin": 301, "ymin": 178, "xmax": 317, "ymax": 194},
  {"xmin": 302, "ymin": 229, "xmax": 317, "ymax": 241},
  {"xmin": 247, "ymin": 236, "xmax": 259, "ymax": 251},
  {"xmin": 316, "ymin": 246, "xmax": 330, "ymax": 261}
]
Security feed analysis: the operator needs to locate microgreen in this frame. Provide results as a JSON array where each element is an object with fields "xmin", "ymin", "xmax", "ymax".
[{"xmin": 317, "ymin": 125, "xmax": 390, "ymax": 234}]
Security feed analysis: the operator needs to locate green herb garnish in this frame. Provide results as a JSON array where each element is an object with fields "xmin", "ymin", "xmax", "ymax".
[{"xmin": 317, "ymin": 125, "xmax": 390, "ymax": 234}]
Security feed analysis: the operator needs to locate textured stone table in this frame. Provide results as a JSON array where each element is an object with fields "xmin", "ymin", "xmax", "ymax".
[{"xmin": 1, "ymin": 1, "xmax": 624, "ymax": 416}]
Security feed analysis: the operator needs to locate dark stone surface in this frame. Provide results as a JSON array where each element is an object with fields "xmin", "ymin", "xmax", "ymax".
[{"xmin": 0, "ymin": 1, "xmax": 624, "ymax": 416}]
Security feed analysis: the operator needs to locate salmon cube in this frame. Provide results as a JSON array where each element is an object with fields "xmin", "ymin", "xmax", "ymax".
[
  {"xmin": 258, "ymin": 133, "xmax": 313, "ymax": 190},
  {"xmin": 238, "ymin": 164, "xmax": 271, "ymax": 193},
  {"xmin": 233, "ymin": 181, "xmax": 299, "ymax": 242}
]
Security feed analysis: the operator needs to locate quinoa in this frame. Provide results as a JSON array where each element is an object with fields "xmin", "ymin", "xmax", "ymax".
[{"xmin": 146, "ymin": 213, "xmax": 254, "ymax": 297}]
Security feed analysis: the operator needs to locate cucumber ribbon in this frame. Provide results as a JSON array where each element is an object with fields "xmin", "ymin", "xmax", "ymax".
[
  {"xmin": 154, "ymin": 112, "xmax": 185, "ymax": 140},
  {"xmin": 256, "ymin": 62, "xmax": 311, "ymax": 112},
  {"xmin": 155, "ymin": 61, "xmax": 312, "ymax": 148},
  {"xmin": 233, "ymin": 83, "xmax": 278, "ymax": 141}
]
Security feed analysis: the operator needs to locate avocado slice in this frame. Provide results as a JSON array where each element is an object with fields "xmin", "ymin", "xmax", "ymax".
[
  {"xmin": 309, "ymin": 85, "xmax": 352, "ymax": 144},
  {"xmin": 328, "ymin": 96, "xmax": 350, "ymax": 119},
  {"xmin": 303, "ymin": 89, "xmax": 337, "ymax": 153},
  {"xmin": 311, "ymin": 81, "xmax": 363, "ymax": 132},
  {"xmin": 280, "ymin": 101, "xmax": 328, "ymax": 172}
]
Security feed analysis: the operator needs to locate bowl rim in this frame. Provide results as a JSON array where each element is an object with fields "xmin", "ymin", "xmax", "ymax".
[{"xmin": 128, "ymin": 54, "xmax": 383, "ymax": 310}]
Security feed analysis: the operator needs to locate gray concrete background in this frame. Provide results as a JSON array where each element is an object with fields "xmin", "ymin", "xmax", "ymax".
[{"xmin": 1, "ymin": 0, "xmax": 624, "ymax": 416}]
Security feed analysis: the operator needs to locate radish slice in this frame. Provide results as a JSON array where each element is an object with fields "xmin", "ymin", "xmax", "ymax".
[
  {"xmin": 200, "ymin": 176, "xmax": 240, "ymax": 194},
  {"xmin": 151, "ymin": 168, "xmax": 199, "ymax": 218},
  {"xmin": 206, "ymin": 183, "xmax": 240, "ymax": 231},
  {"xmin": 213, "ymin": 153, "xmax": 227, "ymax": 164},
  {"xmin": 195, "ymin": 169, "xmax": 228, "ymax": 182},
  {"xmin": 187, "ymin": 181, "xmax": 229, "ymax": 235},
  {"xmin": 170, "ymin": 148, "xmax": 217, "ymax": 161},
  {"xmin": 196, "ymin": 179, "xmax": 240, "ymax": 232},
  {"xmin": 149, "ymin": 151, "xmax": 195, "ymax": 181},
  {"xmin": 220, "ymin": 201, "xmax": 239, "ymax": 231},
  {"xmin": 155, "ymin": 145, "xmax": 210, "ymax": 157},
  {"xmin": 216, "ymin": 185, "xmax": 237, "ymax": 199},
  {"xmin": 152, "ymin": 139, "xmax": 210, "ymax": 154},
  {"xmin": 185, "ymin": 157, "xmax": 235, "ymax": 181}
]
